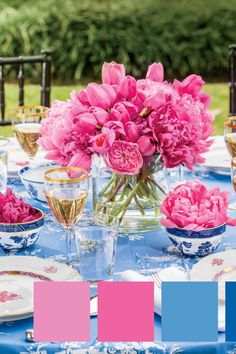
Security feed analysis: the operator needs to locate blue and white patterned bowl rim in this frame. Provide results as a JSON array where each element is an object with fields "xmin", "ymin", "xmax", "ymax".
[
  {"xmin": 18, "ymin": 162, "xmax": 56, "ymax": 184},
  {"xmin": 166, "ymin": 223, "xmax": 226, "ymax": 239},
  {"xmin": 0, "ymin": 208, "xmax": 45, "ymax": 232}
]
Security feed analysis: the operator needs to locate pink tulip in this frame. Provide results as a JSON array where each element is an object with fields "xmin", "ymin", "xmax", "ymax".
[
  {"xmin": 118, "ymin": 75, "xmax": 137, "ymax": 99},
  {"xmin": 110, "ymin": 103, "xmax": 131, "ymax": 123},
  {"xmin": 104, "ymin": 141, "xmax": 143, "ymax": 175},
  {"xmin": 87, "ymin": 83, "xmax": 117, "ymax": 109},
  {"xmin": 90, "ymin": 128, "xmax": 115, "ymax": 153},
  {"xmin": 174, "ymin": 74, "xmax": 205, "ymax": 96},
  {"xmin": 68, "ymin": 151, "xmax": 92, "ymax": 172},
  {"xmin": 77, "ymin": 89, "xmax": 90, "ymax": 106},
  {"xmin": 89, "ymin": 107, "xmax": 110, "ymax": 126},
  {"xmin": 146, "ymin": 63, "xmax": 164, "ymax": 82},
  {"xmin": 104, "ymin": 120, "xmax": 125, "ymax": 138},
  {"xmin": 102, "ymin": 61, "xmax": 125, "ymax": 85},
  {"xmin": 73, "ymin": 113, "xmax": 97, "ymax": 134},
  {"xmin": 123, "ymin": 121, "xmax": 140, "ymax": 142},
  {"xmin": 137, "ymin": 136, "xmax": 156, "ymax": 156}
]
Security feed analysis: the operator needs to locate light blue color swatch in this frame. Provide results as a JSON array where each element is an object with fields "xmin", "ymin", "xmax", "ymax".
[{"xmin": 162, "ymin": 282, "xmax": 218, "ymax": 342}]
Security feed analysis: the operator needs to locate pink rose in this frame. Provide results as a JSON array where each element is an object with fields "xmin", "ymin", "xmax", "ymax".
[
  {"xmin": 146, "ymin": 63, "xmax": 164, "ymax": 82},
  {"xmin": 104, "ymin": 141, "xmax": 143, "ymax": 175},
  {"xmin": 102, "ymin": 61, "xmax": 125, "ymax": 85},
  {"xmin": 118, "ymin": 75, "xmax": 137, "ymax": 99},
  {"xmin": 161, "ymin": 181, "xmax": 236, "ymax": 230}
]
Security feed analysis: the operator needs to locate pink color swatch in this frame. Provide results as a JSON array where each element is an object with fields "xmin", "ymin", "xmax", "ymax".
[
  {"xmin": 34, "ymin": 282, "xmax": 90, "ymax": 342},
  {"xmin": 98, "ymin": 282, "xmax": 154, "ymax": 342}
]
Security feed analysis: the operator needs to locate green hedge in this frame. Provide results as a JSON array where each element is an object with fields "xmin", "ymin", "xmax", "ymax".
[{"xmin": 0, "ymin": 0, "xmax": 236, "ymax": 82}]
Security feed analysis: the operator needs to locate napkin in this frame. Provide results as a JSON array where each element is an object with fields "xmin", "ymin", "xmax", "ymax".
[{"xmin": 120, "ymin": 267, "xmax": 225, "ymax": 332}]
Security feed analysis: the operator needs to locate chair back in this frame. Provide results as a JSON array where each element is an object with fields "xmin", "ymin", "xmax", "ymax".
[
  {"xmin": 0, "ymin": 50, "xmax": 51, "ymax": 126},
  {"xmin": 229, "ymin": 44, "xmax": 236, "ymax": 116}
]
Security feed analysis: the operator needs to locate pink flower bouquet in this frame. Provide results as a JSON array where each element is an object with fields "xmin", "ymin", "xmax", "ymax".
[{"xmin": 39, "ymin": 62, "xmax": 214, "ymax": 230}]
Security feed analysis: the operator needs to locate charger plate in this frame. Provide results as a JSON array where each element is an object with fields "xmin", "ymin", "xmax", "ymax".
[
  {"xmin": 189, "ymin": 250, "xmax": 236, "ymax": 302},
  {"xmin": 0, "ymin": 256, "xmax": 82, "ymax": 322}
]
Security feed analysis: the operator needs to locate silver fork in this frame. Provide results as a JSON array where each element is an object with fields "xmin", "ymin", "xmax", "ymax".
[{"xmin": 149, "ymin": 271, "xmax": 162, "ymax": 288}]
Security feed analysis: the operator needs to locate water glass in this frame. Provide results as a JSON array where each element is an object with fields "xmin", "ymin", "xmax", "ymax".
[
  {"xmin": 0, "ymin": 138, "xmax": 9, "ymax": 193},
  {"xmin": 74, "ymin": 214, "xmax": 119, "ymax": 282}
]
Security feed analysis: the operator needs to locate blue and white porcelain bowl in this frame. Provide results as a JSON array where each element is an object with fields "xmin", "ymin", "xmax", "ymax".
[
  {"xmin": 0, "ymin": 208, "xmax": 44, "ymax": 250},
  {"xmin": 166, "ymin": 224, "xmax": 226, "ymax": 257},
  {"xmin": 19, "ymin": 162, "xmax": 56, "ymax": 202}
]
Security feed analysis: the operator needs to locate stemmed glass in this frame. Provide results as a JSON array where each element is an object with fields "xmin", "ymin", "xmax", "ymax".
[
  {"xmin": 44, "ymin": 167, "xmax": 89, "ymax": 265},
  {"xmin": 224, "ymin": 116, "xmax": 236, "ymax": 209},
  {"xmin": 11, "ymin": 105, "xmax": 47, "ymax": 161}
]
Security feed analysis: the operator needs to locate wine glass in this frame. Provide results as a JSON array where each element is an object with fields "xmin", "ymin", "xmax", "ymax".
[
  {"xmin": 44, "ymin": 167, "xmax": 89, "ymax": 265},
  {"xmin": 224, "ymin": 116, "xmax": 236, "ymax": 209},
  {"xmin": 11, "ymin": 105, "xmax": 47, "ymax": 160}
]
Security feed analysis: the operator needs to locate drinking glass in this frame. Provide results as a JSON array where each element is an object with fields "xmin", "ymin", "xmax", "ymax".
[
  {"xmin": 0, "ymin": 138, "xmax": 9, "ymax": 193},
  {"xmin": 224, "ymin": 116, "xmax": 236, "ymax": 209},
  {"xmin": 74, "ymin": 214, "xmax": 119, "ymax": 283},
  {"xmin": 11, "ymin": 105, "xmax": 47, "ymax": 160},
  {"xmin": 44, "ymin": 167, "xmax": 89, "ymax": 265}
]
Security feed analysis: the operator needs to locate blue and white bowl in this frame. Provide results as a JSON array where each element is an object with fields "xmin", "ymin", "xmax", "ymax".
[
  {"xmin": 166, "ymin": 224, "xmax": 226, "ymax": 257},
  {"xmin": 19, "ymin": 162, "xmax": 56, "ymax": 202},
  {"xmin": 0, "ymin": 208, "xmax": 44, "ymax": 250}
]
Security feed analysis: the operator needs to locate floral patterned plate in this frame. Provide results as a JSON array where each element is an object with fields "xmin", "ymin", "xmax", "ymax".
[
  {"xmin": 0, "ymin": 256, "xmax": 82, "ymax": 322},
  {"xmin": 189, "ymin": 250, "xmax": 236, "ymax": 302}
]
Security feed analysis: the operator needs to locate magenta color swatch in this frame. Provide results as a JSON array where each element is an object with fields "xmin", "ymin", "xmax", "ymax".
[
  {"xmin": 34, "ymin": 282, "xmax": 90, "ymax": 342},
  {"xmin": 98, "ymin": 281, "xmax": 154, "ymax": 342}
]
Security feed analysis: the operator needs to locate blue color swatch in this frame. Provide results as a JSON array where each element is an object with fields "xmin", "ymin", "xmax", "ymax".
[
  {"xmin": 162, "ymin": 282, "xmax": 218, "ymax": 342},
  {"xmin": 226, "ymin": 282, "xmax": 236, "ymax": 341}
]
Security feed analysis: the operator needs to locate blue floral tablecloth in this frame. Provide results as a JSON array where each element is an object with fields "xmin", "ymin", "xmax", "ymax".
[{"xmin": 1, "ymin": 171, "xmax": 236, "ymax": 353}]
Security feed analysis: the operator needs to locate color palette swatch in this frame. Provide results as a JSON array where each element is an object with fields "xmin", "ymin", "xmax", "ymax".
[
  {"xmin": 34, "ymin": 282, "xmax": 90, "ymax": 342},
  {"xmin": 161, "ymin": 282, "xmax": 218, "ymax": 342},
  {"xmin": 97, "ymin": 281, "xmax": 154, "ymax": 342},
  {"xmin": 226, "ymin": 281, "xmax": 236, "ymax": 341}
]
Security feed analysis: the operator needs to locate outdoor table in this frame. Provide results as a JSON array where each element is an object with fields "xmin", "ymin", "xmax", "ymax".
[{"xmin": 1, "ymin": 170, "xmax": 236, "ymax": 354}]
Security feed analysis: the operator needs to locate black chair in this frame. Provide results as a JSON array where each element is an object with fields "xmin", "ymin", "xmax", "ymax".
[
  {"xmin": 229, "ymin": 44, "xmax": 236, "ymax": 116},
  {"xmin": 0, "ymin": 49, "xmax": 52, "ymax": 126}
]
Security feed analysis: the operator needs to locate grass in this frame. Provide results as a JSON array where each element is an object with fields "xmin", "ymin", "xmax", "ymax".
[{"xmin": 0, "ymin": 82, "xmax": 228, "ymax": 137}]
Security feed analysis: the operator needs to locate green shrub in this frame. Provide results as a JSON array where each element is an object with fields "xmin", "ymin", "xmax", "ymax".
[{"xmin": 0, "ymin": 0, "xmax": 236, "ymax": 82}]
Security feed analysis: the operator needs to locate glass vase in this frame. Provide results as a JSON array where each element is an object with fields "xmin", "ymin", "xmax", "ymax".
[{"xmin": 92, "ymin": 156, "xmax": 167, "ymax": 233}]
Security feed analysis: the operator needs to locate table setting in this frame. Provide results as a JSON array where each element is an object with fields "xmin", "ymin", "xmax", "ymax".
[{"xmin": 1, "ymin": 61, "xmax": 236, "ymax": 353}]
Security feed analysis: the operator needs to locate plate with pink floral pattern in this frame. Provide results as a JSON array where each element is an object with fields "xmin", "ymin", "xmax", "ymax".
[
  {"xmin": 0, "ymin": 256, "xmax": 82, "ymax": 322},
  {"xmin": 189, "ymin": 250, "xmax": 236, "ymax": 302}
]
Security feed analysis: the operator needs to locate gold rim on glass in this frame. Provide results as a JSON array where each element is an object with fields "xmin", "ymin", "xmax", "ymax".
[
  {"xmin": 44, "ymin": 166, "xmax": 88, "ymax": 183},
  {"xmin": 11, "ymin": 105, "xmax": 48, "ymax": 119},
  {"xmin": 224, "ymin": 116, "xmax": 236, "ymax": 128}
]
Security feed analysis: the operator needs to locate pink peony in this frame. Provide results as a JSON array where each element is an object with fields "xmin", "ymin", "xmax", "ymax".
[
  {"xmin": 102, "ymin": 61, "xmax": 125, "ymax": 85},
  {"xmin": 161, "ymin": 181, "xmax": 236, "ymax": 230},
  {"xmin": 0, "ymin": 189, "xmax": 42, "ymax": 224},
  {"xmin": 104, "ymin": 141, "xmax": 143, "ymax": 175}
]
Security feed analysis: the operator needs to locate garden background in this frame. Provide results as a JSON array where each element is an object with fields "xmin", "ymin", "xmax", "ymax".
[{"xmin": 1, "ymin": 0, "xmax": 235, "ymax": 136}]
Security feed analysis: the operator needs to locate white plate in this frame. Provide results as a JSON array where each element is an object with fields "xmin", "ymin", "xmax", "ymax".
[
  {"xmin": 0, "ymin": 256, "xmax": 82, "ymax": 322},
  {"xmin": 189, "ymin": 250, "xmax": 236, "ymax": 302}
]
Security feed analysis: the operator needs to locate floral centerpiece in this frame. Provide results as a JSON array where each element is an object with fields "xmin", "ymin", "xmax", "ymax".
[
  {"xmin": 39, "ymin": 62, "xmax": 214, "ymax": 232},
  {"xmin": 161, "ymin": 181, "xmax": 236, "ymax": 256}
]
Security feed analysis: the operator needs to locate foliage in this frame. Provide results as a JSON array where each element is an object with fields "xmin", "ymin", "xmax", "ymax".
[{"xmin": 0, "ymin": 0, "xmax": 235, "ymax": 82}]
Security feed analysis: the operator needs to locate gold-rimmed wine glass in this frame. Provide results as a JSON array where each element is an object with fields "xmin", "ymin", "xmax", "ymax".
[
  {"xmin": 224, "ymin": 116, "xmax": 236, "ymax": 209},
  {"xmin": 44, "ymin": 167, "xmax": 89, "ymax": 265},
  {"xmin": 11, "ymin": 105, "xmax": 47, "ymax": 160}
]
